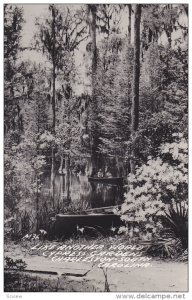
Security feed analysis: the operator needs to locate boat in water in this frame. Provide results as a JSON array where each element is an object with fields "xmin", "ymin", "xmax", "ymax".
[{"xmin": 88, "ymin": 177, "xmax": 124, "ymax": 185}]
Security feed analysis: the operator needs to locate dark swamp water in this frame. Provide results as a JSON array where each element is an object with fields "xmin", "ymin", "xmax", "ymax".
[{"xmin": 41, "ymin": 173, "xmax": 125, "ymax": 210}]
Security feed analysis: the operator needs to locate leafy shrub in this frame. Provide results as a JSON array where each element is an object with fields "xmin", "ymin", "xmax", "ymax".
[
  {"xmin": 4, "ymin": 210, "xmax": 37, "ymax": 239},
  {"xmin": 4, "ymin": 146, "xmax": 46, "ymax": 213},
  {"xmin": 120, "ymin": 133, "xmax": 188, "ymax": 249},
  {"xmin": 141, "ymin": 238, "xmax": 183, "ymax": 258},
  {"xmin": 177, "ymin": 249, "xmax": 188, "ymax": 262},
  {"xmin": 5, "ymin": 257, "xmax": 27, "ymax": 271},
  {"xmin": 163, "ymin": 201, "xmax": 188, "ymax": 249}
]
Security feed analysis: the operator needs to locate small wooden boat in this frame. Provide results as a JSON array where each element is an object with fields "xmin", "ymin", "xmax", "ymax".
[
  {"xmin": 55, "ymin": 213, "xmax": 123, "ymax": 237},
  {"xmin": 88, "ymin": 177, "xmax": 124, "ymax": 185},
  {"xmin": 84, "ymin": 205, "xmax": 121, "ymax": 214}
]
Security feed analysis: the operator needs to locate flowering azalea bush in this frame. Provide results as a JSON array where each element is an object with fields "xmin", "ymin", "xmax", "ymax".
[{"xmin": 120, "ymin": 133, "xmax": 188, "ymax": 241}]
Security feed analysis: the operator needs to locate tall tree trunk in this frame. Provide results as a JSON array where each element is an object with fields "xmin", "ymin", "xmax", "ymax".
[
  {"xmin": 59, "ymin": 155, "xmax": 64, "ymax": 173},
  {"xmin": 130, "ymin": 5, "xmax": 141, "ymax": 174},
  {"xmin": 91, "ymin": 5, "xmax": 97, "ymax": 93},
  {"xmin": 166, "ymin": 29, "xmax": 172, "ymax": 48},
  {"xmin": 65, "ymin": 154, "xmax": 70, "ymax": 203},
  {"xmin": 89, "ymin": 5, "xmax": 98, "ymax": 174},
  {"xmin": 50, "ymin": 5, "xmax": 56, "ymax": 206},
  {"xmin": 128, "ymin": 4, "xmax": 132, "ymax": 45}
]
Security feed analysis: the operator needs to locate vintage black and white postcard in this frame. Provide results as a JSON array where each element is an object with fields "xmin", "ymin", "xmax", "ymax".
[{"xmin": 3, "ymin": 1, "xmax": 189, "ymax": 296}]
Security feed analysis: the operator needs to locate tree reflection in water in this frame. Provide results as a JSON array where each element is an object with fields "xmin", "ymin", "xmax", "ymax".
[{"xmin": 42, "ymin": 172, "xmax": 124, "ymax": 209}]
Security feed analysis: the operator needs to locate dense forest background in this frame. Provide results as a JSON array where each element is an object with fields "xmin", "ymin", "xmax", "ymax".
[{"xmin": 4, "ymin": 4, "xmax": 188, "ymax": 246}]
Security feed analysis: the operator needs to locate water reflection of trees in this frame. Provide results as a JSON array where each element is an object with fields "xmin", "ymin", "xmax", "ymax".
[{"xmin": 41, "ymin": 172, "xmax": 124, "ymax": 210}]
